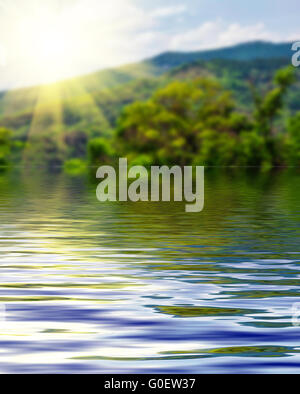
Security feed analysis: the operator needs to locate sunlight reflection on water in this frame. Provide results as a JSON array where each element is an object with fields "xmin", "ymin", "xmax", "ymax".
[{"xmin": 0, "ymin": 168, "xmax": 299, "ymax": 373}]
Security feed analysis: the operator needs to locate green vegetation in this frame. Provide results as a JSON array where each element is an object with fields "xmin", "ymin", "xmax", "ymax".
[
  {"xmin": 63, "ymin": 158, "xmax": 87, "ymax": 176},
  {"xmin": 88, "ymin": 137, "xmax": 116, "ymax": 166},
  {"xmin": 0, "ymin": 127, "xmax": 12, "ymax": 168},
  {"xmin": 285, "ymin": 113, "xmax": 300, "ymax": 165},
  {"xmin": 113, "ymin": 66, "xmax": 298, "ymax": 168},
  {"xmin": 0, "ymin": 41, "xmax": 299, "ymax": 169}
]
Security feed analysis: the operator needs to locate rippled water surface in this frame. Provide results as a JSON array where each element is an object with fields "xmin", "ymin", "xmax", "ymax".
[{"xmin": 0, "ymin": 169, "xmax": 299, "ymax": 373}]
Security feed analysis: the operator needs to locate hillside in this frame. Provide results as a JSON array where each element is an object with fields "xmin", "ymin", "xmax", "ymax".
[
  {"xmin": 146, "ymin": 41, "xmax": 293, "ymax": 69},
  {"xmin": 0, "ymin": 41, "xmax": 294, "ymax": 117},
  {"xmin": 0, "ymin": 40, "xmax": 298, "ymax": 164}
]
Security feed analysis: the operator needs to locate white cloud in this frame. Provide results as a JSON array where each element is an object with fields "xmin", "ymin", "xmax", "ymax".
[
  {"xmin": 0, "ymin": 0, "xmax": 161, "ymax": 88},
  {"xmin": 151, "ymin": 5, "xmax": 187, "ymax": 18},
  {"xmin": 169, "ymin": 19, "xmax": 285, "ymax": 51},
  {"xmin": 0, "ymin": 1, "xmax": 299, "ymax": 90},
  {"xmin": 287, "ymin": 32, "xmax": 300, "ymax": 42}
]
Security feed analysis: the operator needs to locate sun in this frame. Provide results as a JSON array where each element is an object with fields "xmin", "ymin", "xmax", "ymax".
[
  {"xmin": 15, "ymin": 9, "xmax": 78, "ymax": 85},
  {"xmin": 1, "ymin": 1, "xmax": 132, "ymax": 88},
  {"xmin": 30, "ymin": 24, "xmax": 72, "ymax": 84},
  {"xmin": 38, "ymin": 29, "xmax": 67, "ymax": 60}
]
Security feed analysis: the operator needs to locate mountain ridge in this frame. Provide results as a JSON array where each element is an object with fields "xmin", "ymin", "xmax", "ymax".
[
  {"xmin": 145, "ymin": 40, "xmax": 293, "ymax": 69},
  {"xmin": 0, "ymin": 40, "xmax": 297, "ymax": 146},
  {"xmin": 1, "ymin": 40, "xmax": 294, "ymax": 96}
]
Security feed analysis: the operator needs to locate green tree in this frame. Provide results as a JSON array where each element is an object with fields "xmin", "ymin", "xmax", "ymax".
[
  {"xmin": 114, "ymin": 67, "xmax": 296, "ymax": 168},
  {"xmin": 116, "ymin": 79, "xmax": 250, "ymax": 166},
  {"xmin": 88, "ymin": 137, "xmax": 115, "ymax": 166},
  {"xmin": 284, "ymin": 112, "xmax": 300, "ymax": 166},
  {"xmin": 251, "ymin": 66, "xmax": 295, "ymax": 137},
  {"xmin": 0, "ymin": 128, "xmax": 12, "ymax": 167}
]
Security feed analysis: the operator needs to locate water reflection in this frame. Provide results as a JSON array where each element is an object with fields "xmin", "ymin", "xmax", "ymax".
[{"xmin": 0, "ymin": 168, "xmax": 299, "ymax": 373}]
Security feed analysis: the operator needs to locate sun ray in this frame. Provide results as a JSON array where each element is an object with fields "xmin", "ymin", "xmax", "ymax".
[
  {"xmin": 22, "ymin": 83, "xmax": 64, "ymax": 166},
  {"xmin": 21, "ymin": 74, "xmax": 112, "ymax": 167}
]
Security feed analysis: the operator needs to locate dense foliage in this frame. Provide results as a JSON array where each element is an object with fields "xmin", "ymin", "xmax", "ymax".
[
  {"xmin": 0, "ymin": 128, "xmax": 11, "ymax": 168},
  {"xmin": 0, "ymin": 41, "xmax": 299, "ymax": 169},
  {"xmin": 111, "ymin": 67, "xmax": 299, "ymax": 168}
]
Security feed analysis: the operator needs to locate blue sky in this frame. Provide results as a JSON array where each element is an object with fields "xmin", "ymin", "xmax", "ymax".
[
  {"xmin": 141, "ymin": 0, "xmax": 300, "ymax": 35},
  {"xmin": 0, "ymin": 0, "xmax": 299, "ymax": 89}
]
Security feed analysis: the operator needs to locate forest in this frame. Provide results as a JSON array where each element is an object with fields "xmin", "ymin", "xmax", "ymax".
[{"xmin": 0, "ymin": 42, "xmax": 299, "ymax": 171}]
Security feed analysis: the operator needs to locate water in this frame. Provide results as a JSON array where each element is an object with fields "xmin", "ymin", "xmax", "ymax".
[{"xmin": 0, "ymin": 168, "xmax": 299, "ymax": 374}]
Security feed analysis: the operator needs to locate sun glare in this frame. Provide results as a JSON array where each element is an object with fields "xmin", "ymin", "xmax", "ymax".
[
  {"xmin": 0, "ymin": 1, "xmax": 146, "ymax": 89},
  {"xmin": 9, "ymin": 4, "xmax": 92, "ymax": 86},
  {"xmin": 21, "ymin": 15, "xmax": 76, "ymax": 84},
  {"xmin": 38, "ymin": 29, "xmax": 67, "ymax": 60}
]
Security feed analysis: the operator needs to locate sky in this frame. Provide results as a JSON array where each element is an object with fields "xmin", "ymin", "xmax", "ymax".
[{"xmin": 0, "ymin": 0, "xmax": 299, "ymax": 90}]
